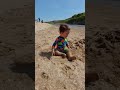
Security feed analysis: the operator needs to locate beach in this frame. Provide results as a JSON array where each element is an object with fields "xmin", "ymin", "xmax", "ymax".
[{"xmin": 35, "ymin": 22, "xmax": 85, "ymax": 90}]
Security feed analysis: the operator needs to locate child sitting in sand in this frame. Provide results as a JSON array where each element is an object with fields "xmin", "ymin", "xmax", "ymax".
[{"xmin": 52, "ymin": 24, "xmax": 76, "ymax": 61}]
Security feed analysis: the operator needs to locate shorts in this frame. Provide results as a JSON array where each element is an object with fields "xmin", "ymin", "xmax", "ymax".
[{"xmin": 55, "ymin": 48, "xmax": 69, "ymax": 54}]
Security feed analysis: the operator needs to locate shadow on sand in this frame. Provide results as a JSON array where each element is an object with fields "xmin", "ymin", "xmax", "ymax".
[
  {"xmin": 39, "ymin": 51, "xmax": 52, "ymax": 60},
  {"xmin": 10, "ymin": 62, "xmax": 35, "ymax": 81}
]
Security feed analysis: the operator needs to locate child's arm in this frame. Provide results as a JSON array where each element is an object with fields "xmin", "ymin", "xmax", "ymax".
[
  {"xmin": 66, "ymin": 43, "xmax": 70, "ymax": 48},
  {"xmin": 52, "ymin": 45, "xmax": 56, "ymax": 56},
  {"xmin": 52, "ymin": 48, "xmax": 55, "ymax": 56},
  {"xmin": 52, "ymin": 38, "xmax": 58, "ymax": 55},
  {"xmin": 66, "ymin": 39, "xmax": 70, "ymax": 48}
]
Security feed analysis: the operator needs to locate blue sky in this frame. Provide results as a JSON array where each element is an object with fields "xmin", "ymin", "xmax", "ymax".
[{"xmin": 35, "ymin": 0, "xmax": 85, "ymax": 22}]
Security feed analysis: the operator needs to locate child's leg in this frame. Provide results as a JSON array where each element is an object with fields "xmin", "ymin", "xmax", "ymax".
[
  {"xmin": 54, "ymin": 50, "xmax": 66, "ymax": 58},
  {"xmin": 66, "ymin": 50, "xmax": 76, "ymax": 61}
]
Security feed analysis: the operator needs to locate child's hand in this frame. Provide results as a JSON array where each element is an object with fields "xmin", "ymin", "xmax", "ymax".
[
  {"xmin": 67, "ymin": 46, "xmax": 70, "ymax": 49},
  {"xmin": 52, "ymin": 49, "xmax": 55, "ymax": 56}
]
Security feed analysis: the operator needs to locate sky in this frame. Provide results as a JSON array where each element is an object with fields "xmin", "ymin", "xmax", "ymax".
[{"xmin": 35, "ymin": 0, "xmax": 85, "ymax": 22}]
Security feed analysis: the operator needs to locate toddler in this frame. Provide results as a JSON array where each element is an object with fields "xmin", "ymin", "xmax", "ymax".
[{"xmin": 52, "ymin": 24, "xmax": 76, "ymax": 61}]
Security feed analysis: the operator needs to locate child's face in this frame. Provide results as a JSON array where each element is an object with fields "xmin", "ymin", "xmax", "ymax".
[{"xmin": 61, "ymin": 30, "xmax": 70, "ymax": 38}]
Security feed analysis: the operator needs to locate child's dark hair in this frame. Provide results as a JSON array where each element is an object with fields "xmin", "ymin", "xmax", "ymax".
[{"xmin": 59, "ymin": 24, "xmax": 70, "ymax": 33}]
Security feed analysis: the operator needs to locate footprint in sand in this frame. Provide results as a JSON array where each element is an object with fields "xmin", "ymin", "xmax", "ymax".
[
  {"xmin": 41, "ymin": 72, "xmax": 49, "ymax": 79},
  {"xmin": 63, "ymin": 65, "xmax": 72, "ymax": 71},
  {"xmin": 61, "ymin": 65, "xmax": 73, "ymax": 76},
  {"xmin": 56, "ymin": 80, "xmax": 67, "ymax": 89}
]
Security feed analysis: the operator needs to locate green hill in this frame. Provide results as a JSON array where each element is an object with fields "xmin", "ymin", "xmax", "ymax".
[{"xmin": 48, "ymin": 12, "xmax": 85, "ymax": 25}]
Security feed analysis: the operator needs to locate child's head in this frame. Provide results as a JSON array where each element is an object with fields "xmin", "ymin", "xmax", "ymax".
[{"xmin": 59, "ymin": 24, "xmax": 70, "ymax": 38}]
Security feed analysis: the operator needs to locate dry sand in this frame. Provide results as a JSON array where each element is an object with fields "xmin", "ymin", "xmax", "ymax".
[{"xmin": 35, "ymin": 23, "xmax": 85, "ymax": 90}]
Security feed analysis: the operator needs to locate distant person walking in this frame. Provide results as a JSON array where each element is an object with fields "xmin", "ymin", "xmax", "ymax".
[
  {"xmin": 41, "ymin": 20, "xmax": 43, "ymax": 23},
  {"xmin": 38, "ymin": 18, "xmax": 40, "ymax": 22}
]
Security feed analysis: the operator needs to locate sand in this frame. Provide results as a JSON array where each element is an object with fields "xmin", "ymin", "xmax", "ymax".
[
  {"xmin": 0, "ymin": 2, "xmax": 35, "ymax": 90},
  {"xmin": 35, "ymin": 22, "xmax": 85, "ymax": 90},
  {"xmin": 86, "ymin": 0, "xmax": 120, "ymax": 89}
]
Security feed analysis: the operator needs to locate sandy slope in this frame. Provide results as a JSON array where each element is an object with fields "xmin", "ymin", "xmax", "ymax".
[{"xmin": 35, "ymin": 23, "xmax": 85, "ymax": 90}]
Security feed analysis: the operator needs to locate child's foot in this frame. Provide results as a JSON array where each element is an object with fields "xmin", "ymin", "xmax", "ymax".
[
  {"xmin": 68, "ymin": 56, "xmax": 76, "ymax": 61},
  {"xmin": 61, "ymin": 54, "xmax": 66, "ymax": 58}
]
